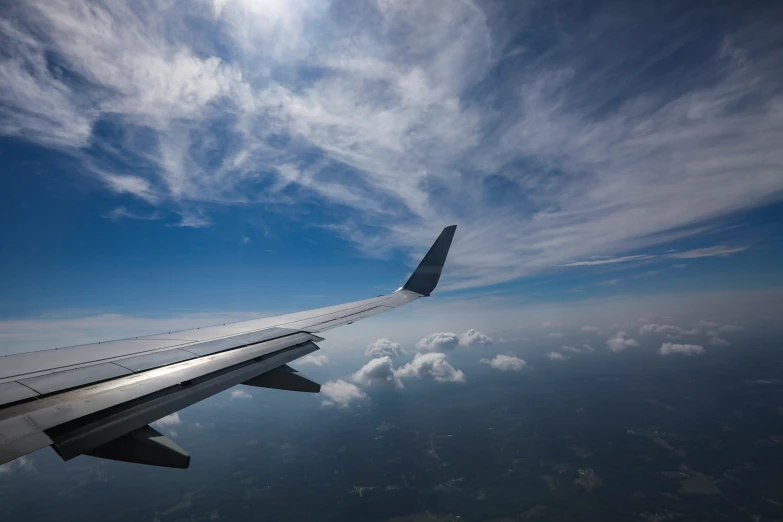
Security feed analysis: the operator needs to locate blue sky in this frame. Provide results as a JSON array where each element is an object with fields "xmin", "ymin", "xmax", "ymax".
[{"xmin": 1, "ymin": 0, "xmax": 782, "ymax": 353}]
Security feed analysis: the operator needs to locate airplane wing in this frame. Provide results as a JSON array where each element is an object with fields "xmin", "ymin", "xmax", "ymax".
[{"xmin": 0, "ymin": 226, "xmax": 457, "ymax": 469}]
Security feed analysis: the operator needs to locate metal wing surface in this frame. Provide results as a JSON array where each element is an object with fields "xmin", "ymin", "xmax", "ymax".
[{"xmin": 0, "ymin": 226, "xmax": 457, "ymax": 469}]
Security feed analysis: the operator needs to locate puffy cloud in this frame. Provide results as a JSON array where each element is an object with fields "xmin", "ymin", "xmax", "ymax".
[
  {"xmin": 152, "ymin": 412, "xmax": 181, "ymax": 426},
  {"xmin": 548, "ymin": 332, "xmax": 564, "ymax": 338},
  {"xmin": 606, "ymin": 331, "xmax": 640, "ymax": 352},
  {"xmin": 581, "ymin": 326, "xmax": 602, "ymax": 334},
  {"xmin": 297, "ymin": 354, "xmax": 330, "ymax": 366},
  {"xmin": 230, "ymin": 389, "xmax": 252, "ymax": 400},
  {"xmin": 321, "ymin": 380, "xmax": 368, "ymax": 408},
  {"xmin": 562, "ymin": 344, "xmax": 594, "ymax": 353},
  {"xmin": 416, "ymin": 332, "xmax": 461, "ymax": 352},
  {"xmin": 480, "ymin": 354, "xmax": 527, "ymax": 371},
  {"xmin": 394, "ymin": 353, "xmax": 465, "ymax": 383},
  {"xmin": 659, "ymin": 343, "xmax": 706, "ymax": 356},
  {"xmin": 0, "ymin": 456, "xmax": 35, "ymax": 475},
  {"xmin": 708, "ymin": 337, "xmax": 730, "ymax": 347},
  {"xmin": 416, "ymin": 329, "xmax": 492, "ymax": 351},
  {"xmin": 546, "ymin": 352, "xmax": 567, "ymax": 361},
  {"xmin": 365, "ymin": 338, "xmax": 404, "ymax": 358},
  {"xmin": 460, "ymin": 329, "xmax": 493, "ymax": 346},
  {"xmin": 352, "ymin": 356, "xmax": 403, "ymax": 388}
]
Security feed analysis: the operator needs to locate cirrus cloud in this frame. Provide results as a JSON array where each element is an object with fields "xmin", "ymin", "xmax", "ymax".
[{"xmin": 0, "ymin": 1, "xmax": 780, "ymax": 290}]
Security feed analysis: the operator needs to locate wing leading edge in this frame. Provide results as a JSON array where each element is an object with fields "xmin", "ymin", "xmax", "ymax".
[{"xmin": 0, "ymin": 226, "xmax": 457, "ymax": 468}]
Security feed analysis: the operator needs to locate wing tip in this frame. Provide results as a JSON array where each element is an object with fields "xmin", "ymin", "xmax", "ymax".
[{"xmin": 401, "ymin": 225, "xmax": 458, "ymax": 296}]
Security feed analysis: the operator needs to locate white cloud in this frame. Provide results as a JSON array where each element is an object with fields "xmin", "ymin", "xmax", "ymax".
[
  {"xmin": 152, "ymin": 412, "xmax": 181, "ymax": 426},
  {"xmin": 606, "ymin": 331, "xmax": 640, "ymax": 352},
  {"xmin": 365, "ymin": 338, "xmax": 404, "ymax": 358},
  {"xmin": 548, "ymin": 332, "xmax": 564, "ymax": 338},
  {"xmin": 546, "ymin": 352, "xmax": 567, "ymax": 361},
  {"xmin": 460, "ymin": 329, "xmax": 493, "ymax": 346},
  {"xmin": 669, "ymin": 246, "xmax": 748, "ymax": 259},
  {"xmin": 659, "ymin": 343, "xmax": 706, "ymax": 356},
  {"xmin": 416, "ymin": 332, "xmax": 461, "ymax": 352},
  {"xmin": 709, "ymin": 336, "xmax": 730, "ymax": 347},
  {"xmin": 417, "ymin": 329, "xmax": 492, "ymax": 351},
  {"xmin": 230, "ymin": 389, "xmax": 252, "ymax": 400},
  {"xmin": 580, "ymin": 326, "xmax": 602, "ymax": 334},
  {"xmin": 174, "ymin": 209, "xmax": 212, "ymax": 228},
  {"xmin": 568, "ymin": 246, "xmax": 748, "ymax": 267},
  {"xmin": 562, "ymin": 344, "xmax": 594, "ymax": 353},
  {"xmin": 394, "ymin": 352, "xmax": 465, "ymax": 383},
  {"xmin": 352, "ymin": 356, "xmax": 403, "ymax": 388},
  {"xmin": 480, "ymin": 354, "xmax": 527, "ymax": 371},
  {"xmin": 0, "ymin": 2, "xmax": 780, "ymax": 289},
  {"xmin": 297, "ymin": 354, "xmax": 329, "ymax": 366},
  {"xmin": 561, "ymin": 255, "xmax": 655, "ymax": 267},
  {"xmin": 321, "ymin": 379, "xmax": 368, "ymax": 408},
  {"xmin": 0, "ymin": 456, "xmax": 35, "ymax": 475},
  {"xmin": 104, "ymin": 206, "xmax": 162, "ymax": 221}
]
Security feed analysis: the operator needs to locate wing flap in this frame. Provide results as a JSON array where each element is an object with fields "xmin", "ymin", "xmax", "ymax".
[
  {"xmin": 243, "ymin": 364, "xmax": 321, "ymax": 393},
  {"xmin": 85, "ymin": 424, "xmax": 190, "ymax": 469}
]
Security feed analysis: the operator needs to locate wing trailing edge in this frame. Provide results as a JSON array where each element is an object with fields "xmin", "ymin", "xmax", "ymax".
[
  {"xmin": 243, "ymin": 364, "xmax": 321, "ymax": 393},
  {"xmin": 85, "ymin": 425, "xmax": 190, "ymax": 469}
]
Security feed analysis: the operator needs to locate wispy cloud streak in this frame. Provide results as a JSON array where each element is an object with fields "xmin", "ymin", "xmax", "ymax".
[{"xmin": 0, "ymin": 0, "xmax": 781, "ymax": 289}]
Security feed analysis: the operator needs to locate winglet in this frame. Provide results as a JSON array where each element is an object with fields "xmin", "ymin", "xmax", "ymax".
[{"xmin": 401, "ymin": 225, "xmax": 457, "ymax": 296}]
